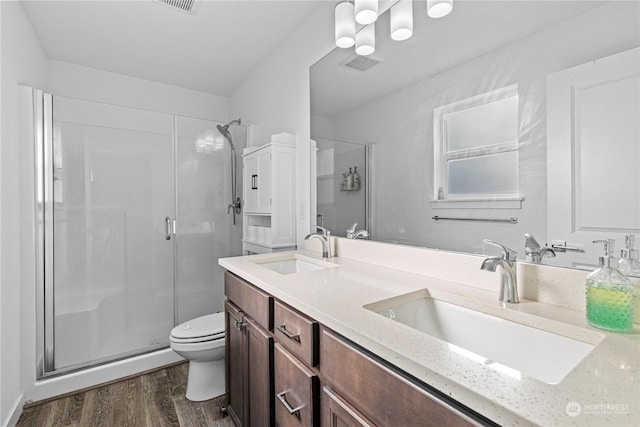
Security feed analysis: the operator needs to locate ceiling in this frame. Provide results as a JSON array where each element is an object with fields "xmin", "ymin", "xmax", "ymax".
[
  {"xmin": 20, "ymin": 0, "xmax": 322, "ymax": 96},
  {"xmin": 311, "ymin": 1, "xmax": 605, "ymax": 118}
]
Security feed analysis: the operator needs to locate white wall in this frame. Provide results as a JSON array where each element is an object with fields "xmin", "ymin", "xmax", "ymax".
[
  {"xmin": 0, "ymin": 2, "xmax": 47, "ymax": 425},
  {"xmin": 229, "ymin": 1, "xmax": 336, "ymax": 246},
  {"xmin": 45, "ymin": 59, "xmax": 229, "ymax": 121},
  {"xmin": 330, "ymin": 1, "xmax": 639, "ymax": 256},
  {"xmin": 310, "ymin": 114, "xmax": 334, "ymax": 140}
]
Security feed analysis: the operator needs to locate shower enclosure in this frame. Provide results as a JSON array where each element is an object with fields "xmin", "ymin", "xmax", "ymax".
[
  {"xmin": 34, "ymin": 91, "xmax": 244, "ymax": 377},
  {"xmin": 315, "ymin": 137, "xmax": 369, "ymax": 237}
]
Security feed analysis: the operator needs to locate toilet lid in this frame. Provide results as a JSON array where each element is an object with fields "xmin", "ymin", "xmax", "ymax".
[{"xmin": 171, "ymin": 312, "xmax": 225, "ymax": 340}]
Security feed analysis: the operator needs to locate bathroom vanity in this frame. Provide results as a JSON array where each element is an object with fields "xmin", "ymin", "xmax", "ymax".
[
  {"xmin": 220, "ymin": 241, "xmax": 640, "ymax": 426},
  {"xmin": 223, "ymin": 271, "xmax": 485, "ymax": 426}
]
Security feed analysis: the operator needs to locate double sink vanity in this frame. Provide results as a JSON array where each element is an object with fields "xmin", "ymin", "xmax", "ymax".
[{"xmin": 219, "ymin": 238, "xmax": 639, "ymax": 426}]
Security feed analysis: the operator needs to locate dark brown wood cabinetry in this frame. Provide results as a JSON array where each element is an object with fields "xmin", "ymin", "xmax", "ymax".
[
  {"xmin": 224, "ymin": 271, "xmax": 491, "ymax": 427},
  {"xmin": 321, "ymin": 330, "xmax": 481, "ymax": 427},
  {"xmin": 322, "ymin": 387, "xmax": 374, "ymax": 427},
  {"xmin": 225, "ymin": 301, "xmax": 246, "ymax": 426},
  {"xmin": 274, "ymin": 343, "xmax": 319, "ymax": 426},
  {"xmin": 274, "ymin": 300, "xmax": 319, "ymax": 367},
  {"xmin": 224, "ymin": 271, "xmax": 275, "ymax": 427},
  {"xmin": 225, "ymin": 301, "xmax": 274, "ymax": 427}
]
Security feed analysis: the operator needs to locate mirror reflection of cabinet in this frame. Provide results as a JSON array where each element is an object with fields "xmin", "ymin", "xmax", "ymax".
[{"xmin": 242, "ymin": 140, "xmax": 296, "ymax": 254}]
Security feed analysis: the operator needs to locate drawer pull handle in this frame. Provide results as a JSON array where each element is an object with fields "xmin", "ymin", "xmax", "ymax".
[
  {"xmin": 276, "ymin": 324, "xmax": 300, "ymax": 342},
  {"xmin": 234, "ymin": 320, "xmax": 245, "ymax": 330},
  {"xmin": 276, "ymin": 390, "xmax": 303, "ymax": 418}
]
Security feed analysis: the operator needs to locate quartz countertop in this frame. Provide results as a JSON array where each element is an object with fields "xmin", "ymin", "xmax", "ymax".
[{"xmin": 219, "ymin": 250, "xmax": 640, "ymax": 426}]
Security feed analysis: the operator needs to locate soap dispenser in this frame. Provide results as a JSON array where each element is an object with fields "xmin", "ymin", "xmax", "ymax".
[
  {"xmin": 619, "ymin": 234, "xmax": 640, "ymax": 277},
  {"xmin": 586, "ymin": 239, "xmax": 635, "ymax": 333}
]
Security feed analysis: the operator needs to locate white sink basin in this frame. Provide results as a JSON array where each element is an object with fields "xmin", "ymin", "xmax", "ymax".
[
  {"xmin": 366, "ymin": 290, "xmax": 602, "ymax": 384},
  {"xmin": 253, "ymin": 254, "xmax": 336, "ymax": 275}
]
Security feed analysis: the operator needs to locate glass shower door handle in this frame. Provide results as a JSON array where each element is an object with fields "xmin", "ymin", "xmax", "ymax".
[{"xmin": 165, "ymin": 217, "xmax": 172, "ymax": 240}]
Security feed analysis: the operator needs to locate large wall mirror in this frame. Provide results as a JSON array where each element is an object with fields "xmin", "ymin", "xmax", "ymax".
[{"xmin": 311, "ymin": 0, "xmax": 640, "ymax": 274}]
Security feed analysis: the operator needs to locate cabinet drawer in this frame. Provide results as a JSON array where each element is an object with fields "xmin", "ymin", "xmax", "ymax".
[
  {"xmin": 225, "ymin": 271, "xmax": 272, "ymax": 331},
  {"xmin": 274, "ymin": 301, "xmax": 318, "ymax": 366},
  {"xmin": 321, "ymin": 330, "xmax": 483, "ymax": 427},
  {"xmin": 274, "ymin": 344, "xmax": 318, "ymax": 427}
]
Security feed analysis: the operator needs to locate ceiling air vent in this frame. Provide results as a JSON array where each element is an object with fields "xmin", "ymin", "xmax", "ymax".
[
  {"xmin": 156, "ymin": 0, "xmax": 195, "ymax": 14},
  {"xmin": 342, "ymin": 55, "xmax": 382, "ymax": 72}
]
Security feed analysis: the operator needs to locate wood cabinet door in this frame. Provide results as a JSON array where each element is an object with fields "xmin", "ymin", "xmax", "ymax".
[
  {"xmin": 245, "ymin": 317, "xmax": 274, "ymax": 427},
  {"xmin": 323, "ymin": 387, "xmax": 375, "ymax": 427},
  {"xmin": 225, "ymin": 301, "xmax": 246, "ymax": 427}
]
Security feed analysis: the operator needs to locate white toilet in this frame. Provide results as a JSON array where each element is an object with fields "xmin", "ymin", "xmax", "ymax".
[{"xmin": 169, "ymin": 312, "xmax": 226, "ymax": 401}]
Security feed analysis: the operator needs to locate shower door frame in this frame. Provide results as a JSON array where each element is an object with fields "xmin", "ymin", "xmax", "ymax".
[
  {"xmin": 35, "ymin": 90, "xmax": 55, "ymax": 377},
  {"xmin": 34, "ymin": 91, "xmax": 180, "ymax": 379}
]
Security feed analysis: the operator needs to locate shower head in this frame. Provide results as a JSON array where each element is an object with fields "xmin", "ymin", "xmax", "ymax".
[
  {"xmin": 216, "ymin": 118, "xmax": 241, "ymax": 149},
  {"xmin": 216, "ymin": 118, "xmax": 243, "ymax": 224}
]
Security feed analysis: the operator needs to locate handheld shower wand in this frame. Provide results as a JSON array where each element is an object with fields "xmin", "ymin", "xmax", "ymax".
[{"xmin": 217, "ymin": 119, "xmax": 242, "ymax": 225}]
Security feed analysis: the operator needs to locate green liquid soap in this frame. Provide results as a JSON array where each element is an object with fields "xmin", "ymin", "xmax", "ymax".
[{"xmin": 586, "ymin": 283, "xmax": 634, "ymax": 333}]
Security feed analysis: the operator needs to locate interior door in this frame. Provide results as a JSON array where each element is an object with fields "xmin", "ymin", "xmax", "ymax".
[{"xmin": 547, "ymin": 47, "xmax": 640, "ymax": 269}]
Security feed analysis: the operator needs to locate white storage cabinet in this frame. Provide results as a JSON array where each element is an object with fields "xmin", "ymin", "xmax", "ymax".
[{"xmin": 242, "ymin": 141, "xmax": 296, "ymax": 254}]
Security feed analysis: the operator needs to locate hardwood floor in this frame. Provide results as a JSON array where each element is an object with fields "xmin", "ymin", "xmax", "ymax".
[{"xmin": 17, "ymin": 363, "xmax": 234, "ymax": 427}]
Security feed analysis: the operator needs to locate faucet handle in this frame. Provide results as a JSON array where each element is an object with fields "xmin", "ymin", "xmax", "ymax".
[
  {"xmin": 315, "ymin": 225, "xmax": 331, "ymax": 237},
  {"xmin": 524, "ymin": 233, "xmax": 541, "ymax": 251},
  {"xmin": 483, "ymin": 239, "xmax": 517, "ymax": 262},
  {"xmin": 346, "ymin": 223, "xmax": 358, "ymax": 238}
]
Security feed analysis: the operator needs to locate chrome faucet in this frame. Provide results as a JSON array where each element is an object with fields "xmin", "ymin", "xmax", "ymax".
[
  {"xmin": 346, "ymin": 223, "xmax": 370, "ymax": 240},
  {"xmin": 305, "ymin": 226, "xmax": 332, "ymax": 260},
  {"xmin": 524, "ymin": 234, "xmax": 556, "ymax": 264},
  {"xmin": 480, "ymin": 239, "xmax": 519, "ymax": 304},
  {"xmin": 352, "ymin": 230, "xmax": 370, "ymax": 239}
]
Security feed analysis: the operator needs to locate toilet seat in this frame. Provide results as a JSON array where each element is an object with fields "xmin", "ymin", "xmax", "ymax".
[{"xmin": 170, "ymin": 312, "xmax": 225, "ymax": 344}]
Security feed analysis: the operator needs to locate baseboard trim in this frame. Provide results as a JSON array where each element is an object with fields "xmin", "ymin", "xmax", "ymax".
[
  {"xmin": 24, "ymin": 360, "xmax": 186, "ymax": 409},
  {"xmin": 3, "ymin": 393, "xmax": 24, "ymax": 427}
]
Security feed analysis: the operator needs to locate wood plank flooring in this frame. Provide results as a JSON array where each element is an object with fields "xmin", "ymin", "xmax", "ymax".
[{"xmin": 17, "ymin": 363, "xmax": 234, "ymax": 427}]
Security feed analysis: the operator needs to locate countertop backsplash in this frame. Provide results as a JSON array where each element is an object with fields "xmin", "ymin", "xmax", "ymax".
[{"xmin": 303, "ymin": 237, "xmax": 640, "ymax": 324}]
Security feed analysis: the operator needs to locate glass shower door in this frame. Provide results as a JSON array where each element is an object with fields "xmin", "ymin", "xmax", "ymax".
[
  {"xmin": 175, "ymin": 116, "xmax": 245, "ymax": 323},
  {"xmin": 46, "ymin": 95, "xmax": 175, "ymax": 373}
]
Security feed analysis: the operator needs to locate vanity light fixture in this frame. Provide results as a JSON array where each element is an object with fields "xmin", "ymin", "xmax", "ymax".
[
  {"xmin": 335, "ymin": 1, "xmax": 356, "ymax": 48},
  {"xmin": 336, "ymin": 0, "xmax": 441, "ymax": 53},
  {"xmin": 355, "ymin": 0, "xmax": 378, "ymax": 25},
  {"xmin": 390, "ymin": 0, "xmax": 413, "ymax": 41},
  {"xmin": 355, "ymin": 23, "xmax": 376, "ymax": 56},
  {"xmin": 427, "ymin": 0, "xmax": 453, "ymax": 18}
]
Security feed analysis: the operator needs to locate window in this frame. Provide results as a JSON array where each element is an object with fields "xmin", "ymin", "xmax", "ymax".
[{"xmin": 433, "ymin": 85, "xmax": 520, "ymax": 202}]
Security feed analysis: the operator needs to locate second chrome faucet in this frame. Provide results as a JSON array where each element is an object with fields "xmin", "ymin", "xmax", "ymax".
[
  {"xmin": 346, "ymin": 223, "xmax": 369, "ymax": 240},
  {"xmin": 480, "ymin": 239, "xmax": 519, "ymax": 304}
]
